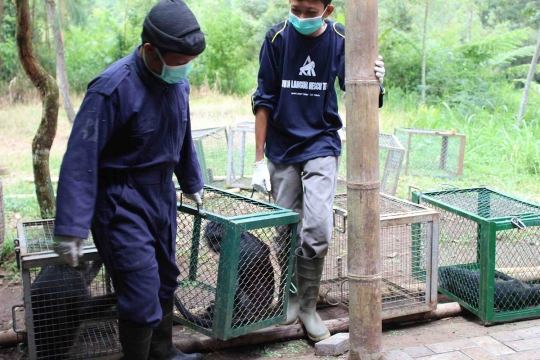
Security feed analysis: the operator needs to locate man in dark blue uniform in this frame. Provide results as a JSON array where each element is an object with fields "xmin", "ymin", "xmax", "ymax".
[
  {"xmin": 251, "ymin": 0, "xmax": 385, "ymax": 342},
  {"xmin": 53, "ymin": 1, "xmax": 204, "ymax": 359}
]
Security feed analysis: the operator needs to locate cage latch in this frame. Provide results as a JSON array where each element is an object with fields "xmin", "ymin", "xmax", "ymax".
[
  {"xmin": 14, "ymin": 239, "xmax": 21, "ymax": 270},
  {"xmin": 511, "ymin": 217, "xmax": 527, "ymax": 230},
  {"xmin": 12, "ymin": 305, "xmax": 26, "ymax": 335}
]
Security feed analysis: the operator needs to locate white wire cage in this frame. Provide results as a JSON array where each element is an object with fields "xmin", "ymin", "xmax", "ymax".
[
  {"xmin": 320, "ymin": 194, "xmax": 440, "ymax": 319},
  {"xmin": 192, "ymin": 126, "xmax": 229, "ymax": 188}
]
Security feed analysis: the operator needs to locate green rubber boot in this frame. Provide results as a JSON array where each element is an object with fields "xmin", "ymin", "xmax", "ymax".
[
  {"xmin": 296, "ymin": 249, "xmax": 331, "ymax": 342},
  {"xmin": 281, "ymin": 258, "xmax": 299, "ymax": 325}
]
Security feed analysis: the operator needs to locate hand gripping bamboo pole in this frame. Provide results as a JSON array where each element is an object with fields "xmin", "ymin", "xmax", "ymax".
[{"xmin": 345, "ymin": 1, "xmax": 382, "ymax": 359}]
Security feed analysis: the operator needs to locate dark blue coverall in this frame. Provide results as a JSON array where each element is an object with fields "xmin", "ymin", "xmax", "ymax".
[{"xmin": 54, "ymin": 46, "xmax": 203, "ymax": 327}]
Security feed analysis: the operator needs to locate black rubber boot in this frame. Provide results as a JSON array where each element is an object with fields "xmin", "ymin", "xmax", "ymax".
[
  {"xmin": 118, "ymin": 320, "xmax": 152, "ymax": 360},
  {"xmin": 148, "ymin": 300, "xmax": 203, "ymax": 360},
  {"xmin": 296, "ymin": 249, "xmax": 331, "ymax": 342}
]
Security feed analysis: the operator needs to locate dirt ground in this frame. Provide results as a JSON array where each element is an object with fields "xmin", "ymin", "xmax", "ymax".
[{"xmin": 1, "ymin": 281, "xmax": 540, "ymax": 360}]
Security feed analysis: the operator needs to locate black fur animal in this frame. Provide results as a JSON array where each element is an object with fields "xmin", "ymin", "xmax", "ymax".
[
  {"xmin": 31, "ymin": 260, "xmax": 117, "ymax": 359},
  {"xmin": 439, "ymin": 267, "xmax": 540, "ymax": 312},
  {"xmin": 175, "ymin": 221, "xmax": 275, "ymax": 328}
]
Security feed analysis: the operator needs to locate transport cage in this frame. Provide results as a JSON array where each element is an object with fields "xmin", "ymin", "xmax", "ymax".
[
  {"xmin": 413, "ymin": 186, "xmax": 540, "ymax": 324},
  {"xmin": 226, "ymin": 121, "xmax": 256, "ymax": 189},
  {"xmin": 15, "ymin": 219, "xmax": 120, "ymax": 360},
  {"xmin": 175, "ymin": 185, "xmax": 299, "ymax": 340},
  {"xmin": 192, "ymin": 126, "xmax": 228, "ymax": 188},
  {"xmin": 320, "ymin": 194, "xmax": 439, "ymax": 319},
  {"xmin": 394, "ymin": 127, "xmax": 466, "ymax": 178},
  {"xmin": 338, "ymin": 130, "xmax": 405, "ymax": 196}
]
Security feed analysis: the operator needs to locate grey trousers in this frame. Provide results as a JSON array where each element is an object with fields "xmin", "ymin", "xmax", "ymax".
[{"xmin": 268, "ymin": 156, "xmax": 339, "ymax": 259}]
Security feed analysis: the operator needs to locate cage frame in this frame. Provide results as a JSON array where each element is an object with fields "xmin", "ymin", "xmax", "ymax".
[
  {"xmin": 175, "ymin": 186, "xmax": 299, "ymax": 340},
  {"xmin": 324, "ymin": 193, "xmax": 440, "ymax": 319},
  {"xmin": 395, "ymin": 127, "xmax": 466, "ymax": 177},
  {"xmin": 16, "ymin": 219, "xmax": 120, "ymax": 360},
  {"xmin": 412, "ymin": 186, "xmax": 540, "ymax": 324},
  {"xmin": 226, "ymin": 122, "xmax": 255, "ymax": 189},
  {"xmin": 192, "ymin": 126, "xmax": 228, "ymax": 187}
]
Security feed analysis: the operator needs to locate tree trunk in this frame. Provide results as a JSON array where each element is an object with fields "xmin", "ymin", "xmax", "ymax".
[
  {"xmin": 45, "ymin": 0, "xmax": 76, "ymax": 124},
  {"xmin": 15, "ymin": 0, "xmax": 59, "ymax": 219},
  {"xmin": 0, "ymin": 177, "xmax": 4, "ymax": 251},
  {"xmin": 517, "ymin": 26, "xmax": 540, "ymax": 127},
  {"xmin": 421, "ymin": 0, "xmax": 429, "ymax": 106},
  {"xmin": 345, "ymin": 1, "xmax": 381, "ymax": 359}
]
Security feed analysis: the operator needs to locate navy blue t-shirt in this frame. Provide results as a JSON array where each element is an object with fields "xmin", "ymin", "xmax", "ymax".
[{"xmin": 252, "ymin": 19, "xmax": 346, "ymax": 164}]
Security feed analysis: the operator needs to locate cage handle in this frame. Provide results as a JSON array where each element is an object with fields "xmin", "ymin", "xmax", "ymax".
[
  {"xmin": 250, "ymin": 188, "xmax": 273, "ymax": 203},
  {"xmin": 12, "ymin": 305, "xmax": 25, "ymax": 335},
  {"xmin": 14, "ymin": 239, "xmax": 21, "ymax": 270},
  {"xmin": 408, "ymin": 186, "xmax": 423, "ymax": 202},
  {"xmin": 180, "ymin": 193, "xmax": 204, "ymax": 214}
]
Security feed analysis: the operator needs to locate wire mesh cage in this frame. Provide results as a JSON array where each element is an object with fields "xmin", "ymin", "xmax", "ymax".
[
  {"xmin": 339, "ymin": 130, "xmax": 404, "ymax": 196},
  {"xmin": 192, "ymin": 126, "xmax": 228, "ymax": 188},
  {"xmin": 174, "ymin": 185, "xmax": 299, "ymax": 340},
  {"xmin": 226, "ymin": 122, "xmax": 256, "ymax": 189},
  {"xmin": 320, "ymin": 194, "xmax": 439, "ymax": 319},
  {"xmin": 413, "ymin": 186, "xmax": 540, "ymax": 324},
  {"xmin": 15, "ymin": 219, "xmax": 120, "ymax": 360},
  {"xmin": 394, "ymin": 127, "xmax": 466, "ymax": 178}
]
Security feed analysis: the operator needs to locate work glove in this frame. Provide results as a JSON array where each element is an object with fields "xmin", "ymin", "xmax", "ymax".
[
  {"xmin": 251, "ymin": 160, "xmax": 271, "ymax": 194},
  {"xmin": 375, "ymin": 55, "xmax": 385, "ymax": 84},
  {"xmin": 184, "ymin": 189, "xmax": 204, "ymax": 205},
  {"xmin": 53, "ymin": 235, "xmax": 85, "ymax": 267}
]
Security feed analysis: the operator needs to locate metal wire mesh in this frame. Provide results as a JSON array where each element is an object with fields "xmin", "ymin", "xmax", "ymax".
[
  {"xmin": 174, "ymin": 186, "xmax": 296, "ymax": 339},
  {"xmin": 338, "ymin": 131, "xmax": 404, "ymax": 196},
  {"xmin": 419, "ymin": 187, "xmax": 540, "ymax": 320},
  {"xmin": 395, "ymin": 127, "xmax": 466, "ymax": 178},
  {"xmin": 192, "ymin": 127, "xmax": 228, "ymax": 188},
  {"xmin": 226, "ymin": 122, "xmax": 256, "ymax": 189},
  {"xmin": 321, "ymin": 194, "xmax": 438, "ymax": 318},
  {"xmin": 28, "ymin": 262, "xmax": 118, "ymax": 360},
  {"xmin": 19, "ymin": 220, "xmax": 93, "ymax": 255},
  {"xmin": 17, "ymin": 220, "xmax": 120, "ymax": 360}
]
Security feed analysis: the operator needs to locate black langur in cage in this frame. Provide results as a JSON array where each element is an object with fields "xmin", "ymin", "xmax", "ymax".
[
  {"xmin": 30, "ymin": 260, "xmax": 117, "ymax": 359},
  {"xmin": 439, "ymin": 267, "xmax": 540, "ymax": 312},
  {"xmin": 175, "ymin": 221, "xmax": 275, "ymax": 328}
]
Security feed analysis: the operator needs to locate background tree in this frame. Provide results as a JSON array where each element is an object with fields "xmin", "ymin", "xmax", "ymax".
[
  {"xmin": 518, "ymin": 26, "xmax": 540, "ymax": 126},
  {"xmin": 14, "ymin": 0, "xmax": 59, "ymax": 219}
]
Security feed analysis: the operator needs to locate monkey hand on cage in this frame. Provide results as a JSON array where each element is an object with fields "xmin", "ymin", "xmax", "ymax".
[{"xmin": 53, "ymin": 235, "xmax": 85, "ymax": 267}]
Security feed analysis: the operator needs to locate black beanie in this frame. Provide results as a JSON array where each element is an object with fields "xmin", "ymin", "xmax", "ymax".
[{"xmin": 141, "ymin": 0, "xmax": 206, "ymax": 56}]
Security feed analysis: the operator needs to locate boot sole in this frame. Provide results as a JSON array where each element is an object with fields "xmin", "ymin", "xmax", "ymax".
[{"xmin": 307, "ymin": 329, "xmax": 331, "ymax": 342}]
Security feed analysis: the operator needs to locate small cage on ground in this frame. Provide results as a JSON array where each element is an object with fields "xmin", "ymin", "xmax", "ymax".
[
  {"xmin": 226, "ymin": 122, "xmax": 256, "ymax": 189},
  {"xmin": 192, "ymin": 126, "xmax": 228, "ymax": 188},
  {"xmin": 413, "ymin": 186, "xmax": 540, "ymax": 324},
  {"xmin": 15, "ymin": 220, "xmax": 120, "ymax": 360},
  {"xmin": 339, "ymin": 130, "xmax": 404, "ymax": 196},
  {"xmin": 394, "ymin": 127, "xmax": 466, "ymax": 178},
  {"xmin": 320, "ymin": 194, "xmax": 439, "ymax": 319},
  {"xmin": 175, "ymin": 185, "xmax": 299, "ymax": 340}
]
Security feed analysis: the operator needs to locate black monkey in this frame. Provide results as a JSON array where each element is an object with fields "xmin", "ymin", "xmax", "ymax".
[
  {"xmin": 31, "ymin": 260, "xmax": 117, "ymax": 359},
  {"xmin": 175, "ymin": 221, "xmax": 275, "ymax": 328},
  {"xmin": 439, "ymin": 267, "xmax": 540, "ymax": 312}
]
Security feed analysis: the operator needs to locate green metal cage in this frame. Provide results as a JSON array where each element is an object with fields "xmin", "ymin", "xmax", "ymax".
[
  {"xmin": 413, "ymin": 186, "xmax": 540, "ymax": 324},
  {"xmin": 175, "ymin": 185, "xmax": 299, "ymax": 340}
]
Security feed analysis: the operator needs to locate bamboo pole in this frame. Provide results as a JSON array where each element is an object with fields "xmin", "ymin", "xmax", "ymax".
[{"xmin": 345, "ymin": 1, "xmax": 381, "ymax": 359}]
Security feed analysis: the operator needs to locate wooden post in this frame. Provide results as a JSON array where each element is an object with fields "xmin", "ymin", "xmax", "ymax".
[{"xmin": 345, "ymin": 1, "xmax": 382, "ymax": 359}]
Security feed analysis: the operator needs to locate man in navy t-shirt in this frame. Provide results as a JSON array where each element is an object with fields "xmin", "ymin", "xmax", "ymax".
[{"xmin": 251, "ymin": 0, "xmax": 385, "ymax": 342}]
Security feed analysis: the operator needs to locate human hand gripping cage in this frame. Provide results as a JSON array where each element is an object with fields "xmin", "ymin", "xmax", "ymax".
[{"xmin": 175, "ymin": 185, "xmax": 299, "ymax": 340}]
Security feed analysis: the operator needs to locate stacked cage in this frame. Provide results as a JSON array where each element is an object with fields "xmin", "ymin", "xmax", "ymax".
[
  {"xmin": 413, "ymin": 187, "xmax": 540, "ymax": 324},
  {"xmin": 192, "ymin": 126, "xmax": 228, "ymax": 188},
  {"xmin": 320, "ymin": 194, "xmax": 439, "ymax": 319},
  {"xmin": 174, "ymin": 185, "xmax": 299, "ymax": 340},
  {"xmin": 339, "ymin": 130, "xmax": 404, "ymax": 196},
  {"xmin": 394, "ymin": 127, "xmax": 466, "ymax": 178},
  {"xmin": 15, "ymin": 220, "xmax": 120, "ymax": 360},
  {"xmin": 226, "ymin": 122, "xmax": 256, "ymax": 189}
]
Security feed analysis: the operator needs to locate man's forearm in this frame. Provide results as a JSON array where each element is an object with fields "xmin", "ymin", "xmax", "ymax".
[{"xmin": 254, "ymin": 107, "xmax": 269, "ymax": 162}]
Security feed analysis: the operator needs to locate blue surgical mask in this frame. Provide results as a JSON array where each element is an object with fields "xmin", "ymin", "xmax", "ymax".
[
  {"xmin": 289, "ymin": 7, "xmax": 328, "ymax": 35},
  {"xmin": 143, "ymin": 47, "xmax": 192, "ymax": 84}
]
